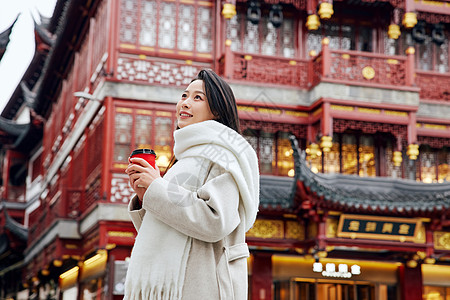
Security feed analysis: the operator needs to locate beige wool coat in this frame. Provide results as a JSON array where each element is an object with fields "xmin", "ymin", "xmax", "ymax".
[{"xmin": 128, "ymin": 156, "xmax": 251, "ymax": 300}]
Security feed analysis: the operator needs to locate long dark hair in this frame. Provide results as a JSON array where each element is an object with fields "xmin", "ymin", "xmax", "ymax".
[
  {"xmin": 192, "ymin": 69, "xmax": 241, "ymax": 134},
  {"xmin": 165, "ymin": 69, "xmax": 240, "ymax": 172}
]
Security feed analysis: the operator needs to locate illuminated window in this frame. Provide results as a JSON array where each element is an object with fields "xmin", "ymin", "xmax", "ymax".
[
  {"xmin": 417, "ymin": 147, "xmax": 450, "ymax": 183},
  {"xmin": 438, "ymin": 149, "xmax": 450, "ymax": 182},
  {"xmin": 243, "ymin": 129, "xmax": 295, "ymax": 176},
  {"xmin": 318, "ymin": 133, "xmax": 390, "ymax": 178},
  {"xmin": 342, "ymin": 134, "xmax": 358, "ymax": 175}
]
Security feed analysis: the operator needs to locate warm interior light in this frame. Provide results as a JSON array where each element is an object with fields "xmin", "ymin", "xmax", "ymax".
[{"xmin": 60, "ymin": 266, "xmax": 79, "ymax": 279}]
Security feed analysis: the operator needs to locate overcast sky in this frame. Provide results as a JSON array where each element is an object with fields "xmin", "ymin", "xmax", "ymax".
[{"xmin": 0, "ymin": 0, "xmax": 57, "ymax": 113}]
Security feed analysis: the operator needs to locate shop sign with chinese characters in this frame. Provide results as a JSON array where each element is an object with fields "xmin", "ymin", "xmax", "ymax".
[
  {"xmin": 337, "ymin": 214, "xmax": 422, "ymax": 242},
  {"xmin": 313, "ymin": 262, "xmax": 361, "ymax": 278}
]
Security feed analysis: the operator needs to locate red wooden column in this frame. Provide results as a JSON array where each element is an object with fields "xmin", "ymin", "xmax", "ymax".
[
  {"xmin": 322, "ymin": 38, "xmax": 331, "ymax": 78},
  {"xmin": 398, "ymin": 264, "xmax": 423, "ymax": 300},
  {"xmin": 224, "ymin": 39, "xmax": 233, "ymax": 80},
  {"xmin": 405, "ymin": 47, "xmax": 415, "ymax": 87},
  {"xmin": 251, "ymin": 252, "xmax": 272, "ymax": 300}
]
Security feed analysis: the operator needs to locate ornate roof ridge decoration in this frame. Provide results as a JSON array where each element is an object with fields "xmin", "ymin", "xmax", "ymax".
[
  {"xmin": 0, "ymin": 15, "xmax": 19, "ymax": 61},
  {"xmin": 33, "ymin": 17, "xmax": 56, "ymax": 51},
  {"xmin": 288, "ymin": 135, "xmax": 450, "ymax": 215}
]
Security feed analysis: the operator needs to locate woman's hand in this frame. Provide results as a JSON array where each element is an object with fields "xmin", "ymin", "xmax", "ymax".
[{"xmin": 125, "ymin": 157, "xmax": 161, "ymax": 201}]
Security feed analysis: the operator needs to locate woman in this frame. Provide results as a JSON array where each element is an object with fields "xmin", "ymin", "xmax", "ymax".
[{"xmin": 124, "ymin": 69, "xmax": 260, "ymax": 300}]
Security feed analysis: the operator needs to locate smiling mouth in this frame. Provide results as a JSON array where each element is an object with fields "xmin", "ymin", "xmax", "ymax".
[{"xmin": 180, "ymin": 113, "xmax": 193, "ymax": 117}]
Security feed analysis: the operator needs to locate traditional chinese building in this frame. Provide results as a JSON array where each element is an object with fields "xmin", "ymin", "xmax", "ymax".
[{"xmin": 0, "ymin": 0, "xmax": 449, "ymax": 299}]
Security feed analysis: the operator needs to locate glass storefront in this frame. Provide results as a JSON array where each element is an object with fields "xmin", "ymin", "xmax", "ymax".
[{"xmin": 272, "ymin": 255, "xmax": 399, "ymax": 300}]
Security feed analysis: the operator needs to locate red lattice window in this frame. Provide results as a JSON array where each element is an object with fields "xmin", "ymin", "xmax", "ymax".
[
  {"xmin": 113, "ymin": 105, "xmax": 177, "ymax": 172},
  {"xmin": 226, "ymin": 6, "xmax": 296, "ymax": 58},
  {"xmin": 119, "ymin": 0, "xmax": 213, "ymax": 59}
]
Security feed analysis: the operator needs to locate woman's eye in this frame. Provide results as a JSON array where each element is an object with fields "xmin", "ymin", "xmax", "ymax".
[
  {"xmin": 181, "ymin": 93, "xmax": 187, "ymax": 98},
  {"xmin": 194, "ymin": 95, "xmax": 203, "ymax": 100}
]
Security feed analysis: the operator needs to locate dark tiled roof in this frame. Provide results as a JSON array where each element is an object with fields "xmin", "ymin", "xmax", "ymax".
[
  {"xmin": 4, "ymin": 210, "xmax": 28, "ymax": 242},
  {"xmin": 289, "ymin": 136, "xmax": 450, "ymax": 215},
  {"xmin": 259, "ymin": 175, "xmax": 295, "ymax": 210}
]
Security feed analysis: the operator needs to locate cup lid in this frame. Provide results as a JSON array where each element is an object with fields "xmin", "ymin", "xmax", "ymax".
[{"xmin": 130, "ymin": 149, "xmax": 156, "ymax": 157}]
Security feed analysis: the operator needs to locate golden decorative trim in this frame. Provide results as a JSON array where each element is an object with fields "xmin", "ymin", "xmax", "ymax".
[
  {"xmin": 198, "ymin": 1, "xmax": 213, "ymax": 6},
  {"xmin": 180, "ymin": 0, "xmax": 195, "ymax": 3},
  {"xmin": 159, "ymin": 48, "xmax": 175, "ymax": 54},
  {"xmin": 285, "ymin": 221, "xmax": 305, "ymax": 240},
  {"xmin": 156, "ymin": 111, "xmax": 172, "ymax": 117},
  {"xmin": 434, "ymin": 231, "xmax": 450, "ymax": 250},
  {"xmin": 322, "ymin": 37, "xmax": 330, "ymax": 45},
  {"xmin": 308, "ymin": 222, "xmax": 318, "ymax": 239},
  {"xmin": 185, "ymin": 60, "xmax": 193, "ymax": 65},
  {"xmin": 108, "ymin": 231, "xmax": 134, "ymax": 237},
  {"xmin": 289, "ymin": 60, "xmax": 297, "ymax": 65},
  {"xmin": 342, "ymin": 54, "xmax": 350, "ymax": 60},
  {"xmin": 358, "ymin": 107, "xmax": 381, "ymax": 114},
  {"xmin": 237, "ymin": 105, "xmax": 256, "ymax": 112},
  {"xmin": 65, "ymin": 244, "xmax": 78, "ymax": 249},
  {"xmin": 423, "ymin": 124, "xmax": 447, "ymax": 130},
  {"xmin": 113, "ymin": 163, "xmax": 128, "ymax": 169},
  {"xmin": 406, "ymin": 47, "xmax": 415, "ymax": 55},
  {"xmin": 225, "ymin": 39, "xmax": 232, "ymax": 46},
  {"xmin": 116, "ymin": 107, "xmax": 133, "ymax": 113},
  {"xmin": 139, "ymin": 46, "xmax": 155, "ymax": 52},
  {"xmin": 285, "ymin": 110, "xmax": 308, "ymax": 117},
  {"xmin": 246, "ymin": 219, "xmax": 284, "ymax": 239},
  {"xmin": 138, "ymin": 54, "xmax": 146, "ymax": 60},
  {"xmin": 384, "ymin": 110, "xmax": 407, "ymax": 116},
  {"xmin": 326, "ymin": 218, "xmax": 338, "ymax": 238},
  {"xmin": 362, "ymin": 66, "xmax": 375, "ymax": 80},
  {"xmin": 416, "ymin": 123, "xmax": 422, "ymax": 128},
  {"xmin": 313, "ymin": 107, "xmax": 323, "ymax": 115},
  {"xmin": 330, "ymin": 105, "xmax": 353, "ymax": 111},
  {"xmin": 387, "ymin": 59, "xmax": 399, "ymax": 65},
  {"xmin": 244, "ymin": 55, "xmax": 253, "ymax": 60},
  {"xmin": 178, "ymin": 51, "xmax": 193, "ymax": 56},
  {"xmin": 196, "ymin": 53, "xmax": 212, "ymax": 58},
  {"xmin": 414, "ymin": 225, "xmax": 426, "ymax": 244},
  {"xmin": 120, "ymin": 44, "xmax": 136, "ymax": 49},
  {"xmin": 258, "ymin": 108, "xmax": 282, "ymax": 115},
  {"xmin": 136, "ymin": 109, "xmax": 153, "ymax": 115}
]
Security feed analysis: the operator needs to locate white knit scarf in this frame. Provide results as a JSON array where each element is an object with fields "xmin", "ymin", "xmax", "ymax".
[{"xmin": 124, "ymin": 120, "xmax": 260, "ymax": 300}]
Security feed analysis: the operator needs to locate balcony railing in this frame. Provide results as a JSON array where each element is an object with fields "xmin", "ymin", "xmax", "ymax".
[
  {"xmin": 221, "ymin": 38, "xmax": 420, "ymax": 93},
  {"xmin": 220, "ymin": 48, "xmax": 311, "ymax": 89},
  {"xmin": 416, "ymin": 70, "xmax": 450, "ymax": 102}
]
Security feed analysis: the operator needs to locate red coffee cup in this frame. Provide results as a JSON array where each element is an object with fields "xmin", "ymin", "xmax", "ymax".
[{"xmin": 129, "ymin": 149, "xmax": 156, "ymax": 168}]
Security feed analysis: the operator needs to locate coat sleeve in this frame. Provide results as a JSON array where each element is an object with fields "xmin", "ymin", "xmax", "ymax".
[
  {"xmin": 141, "ymin": 168, "xmax": 241, "ymax": 243},
  {"xmin": 127, "ymin": 195, "xmax": 146, "ymax": 231}
]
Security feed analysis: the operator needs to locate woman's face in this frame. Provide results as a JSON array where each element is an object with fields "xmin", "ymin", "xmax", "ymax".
[{"xmin": 176, "ymin": 79, "xmax": 215, "ymax": 128}]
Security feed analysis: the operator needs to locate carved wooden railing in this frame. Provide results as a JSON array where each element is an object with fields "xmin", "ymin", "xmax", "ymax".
[
  {"xmin": 221, "ymin": 47, "xmax": 311, "ymax": 89},
  {"xmin": 416, "ymin": 70, "xmax": 450, "ymax": 102},
  {"xmin": 220, "ymin": 38, "xmax": 418, "ymax": 91},
  {"xmin": 314, "ymin": 39, "xmax": 416, "ymax": 89}
]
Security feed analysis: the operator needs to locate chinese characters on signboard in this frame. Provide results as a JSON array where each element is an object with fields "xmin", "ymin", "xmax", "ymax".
[{"xmin": 337, "ymin": 214, "xmax": 422, "ymax": 242}]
